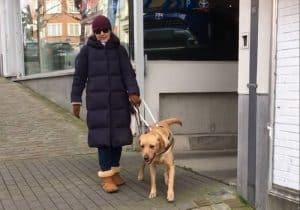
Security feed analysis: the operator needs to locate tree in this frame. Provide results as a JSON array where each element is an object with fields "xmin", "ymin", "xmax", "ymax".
[
  {"xmin": 74, "ymin": 0, "xmax": 86, "ymax": 45},
  {"xmin": 22, "ymin": 5, "xmax": 33, "ymax": 41}
]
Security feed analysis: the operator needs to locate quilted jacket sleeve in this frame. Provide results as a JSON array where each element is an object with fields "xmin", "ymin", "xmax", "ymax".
[
  {"xmin": 119, "ymin": 46, "xmax": 140, "ymax": 95},
  {"xmin": 71, "ymin": 45, "xmax": 88, "ymax": 103}
]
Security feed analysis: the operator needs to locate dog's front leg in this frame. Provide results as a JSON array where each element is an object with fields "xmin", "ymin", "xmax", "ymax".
[
  {"xmin": 148, "ymin": 164, "xmax": 157, "ymax": 199},
  {"xmin": 164, "ymin": 166, "xmax": 169, "ymax": 185},
  {"xmin": 137, "ymin": 162, "xmax": 145, "ymax": 181},
  {"xmin": 167, "ymin": 164, "xmax": 175, "ymax": 202}
]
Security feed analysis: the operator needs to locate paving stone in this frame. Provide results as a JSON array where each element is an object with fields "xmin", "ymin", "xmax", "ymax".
[
  {"xmin": 193, "ymin": 196, "xmax": 212, "ymax": 207},
  {"xmin": 1, "ymin": 200, "xmax": 17, "ymax": 210},
  {"xmin": 223, "ymin": 198, "xmax": 246, "ymax": 208},
  {"xmin": 232, "ymin": 208, "xmax": 253, "ymax": 210},
  {"xmin": 211, "ymin": 203, "xmax": 231, "ymax": 210},
  {"xmin": 13, "ymin": 200, "xmax": 31, "ymax": 210},
  {"xmin": 176, "ymin": 201, "xmax": 198, "ymax": 210},
  {"xmin": 0, "ymin": 78, "xmax": 93, "ymax": 161},
  {"xmin": 196, "ymin": 207, "xmax": 212, "ymax": 210}
]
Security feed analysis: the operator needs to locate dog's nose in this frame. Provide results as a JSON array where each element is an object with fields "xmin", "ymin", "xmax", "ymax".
[{"xmin": 144, "ymin": 155, "xmax": 149, "ymax": 161}]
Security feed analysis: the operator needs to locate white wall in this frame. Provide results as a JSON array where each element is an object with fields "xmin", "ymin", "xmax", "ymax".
[
  {"xmin": 238, "ymin": 0, "xmax": 251, "ymax": 94},
  {"xmin": 0, "ymin": 0, "xmax": 9, "ymax": 76},
  {"xmin": 257, "ymin": 0, "xmax": 273, "ymax": 94},
  {"xmin": 273, "ymin": 0, "xmax": 300, "ymax": 190},
  {"xmin": 144, "ymin": 61, "xmax": 238, "ymax": 121},
  {"xmin": 238, "ymin": 0, "xmax": 274, "ymax": 94},
  {"xmin": 0, "ymin": 0, "xmax": 24, "ymax": 77}
]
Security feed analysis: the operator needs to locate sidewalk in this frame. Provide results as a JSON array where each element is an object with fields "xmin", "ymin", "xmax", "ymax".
[{"xmin": 0, "ymin": 78, "xmax": 251, "ymax": 210}]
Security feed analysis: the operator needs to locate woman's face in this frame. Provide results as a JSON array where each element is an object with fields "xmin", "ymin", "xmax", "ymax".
[{"xmin": 94, "ymin": 29, "xmax": 111, "ymax": 42}]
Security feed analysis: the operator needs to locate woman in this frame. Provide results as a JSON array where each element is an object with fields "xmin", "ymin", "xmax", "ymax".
[{"xmin": 71, "ymin": 15, "xmax": 140, "ymax": 193}]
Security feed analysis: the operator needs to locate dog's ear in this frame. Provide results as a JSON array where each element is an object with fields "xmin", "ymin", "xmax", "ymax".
[{"xmin": 158, "ymin": 136, "xmax": 165, "ymax": 150}]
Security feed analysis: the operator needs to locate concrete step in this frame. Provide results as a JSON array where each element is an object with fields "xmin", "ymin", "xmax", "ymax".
[{"xmin": 174, "ymin": 134, "xmax": 237, "ymax": 151}]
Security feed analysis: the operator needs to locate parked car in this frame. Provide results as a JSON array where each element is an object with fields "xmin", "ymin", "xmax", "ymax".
[
  {"xmin": 144, "ymin": 12, "xmax": 210, "ymax": 59},
  {"xmin": 143, "ymin": 0, "xmax": 238, "ymax": 60}
]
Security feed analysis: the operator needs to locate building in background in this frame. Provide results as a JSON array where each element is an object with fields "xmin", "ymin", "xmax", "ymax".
[
  {"xmin": 269, "ymin": 0, "xmax": 299, "ymax": 208},
  {"xmin": 237, "ymin": 0, "xmax": 299, "ymax": 209},
  {"xmin": 21, "ymin": 0, "xmax": 81, "ymax": 74}
]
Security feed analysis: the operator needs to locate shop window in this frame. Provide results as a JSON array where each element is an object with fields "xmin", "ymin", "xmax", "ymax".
[
  {"xmin": 21, "ymin": 0, "xmax": 131, "ymax": 75},
  {"xmin": 21, "ymin": 0, "xmax": 80, "ymax": 75},
  {"xmin": 81, "ymin": 0, "xmax": 132, "ymax": 54},
  {"xmin": 143, "ymin": 0, "xmax": 239, "ymax": 60}
]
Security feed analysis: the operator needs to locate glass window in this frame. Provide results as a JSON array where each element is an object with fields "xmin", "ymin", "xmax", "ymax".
[
  {"xmin": 67, "ymin": 0, "xmax": 79, "ymax": 13},
  {"xmin": 47, "ymin": 23, "xmax": 62, "ymax": 36},
  {"xmin": 68, "ymin": 23, "xmax": 81, "ymax": 36},
  {"xmin": 46, "ymin": 0, "xmax": 61, "ymax": 14},
  {"xmin": 21, "ymin": 0, "xmax": 80, "ymax": 75},
  {"xmin": 143, "ymin": 0, "xmax": 239, "ymax": 60},
  {"xmin": 81, "ymin": 0, "xmax": 132, "ymax": 55}
]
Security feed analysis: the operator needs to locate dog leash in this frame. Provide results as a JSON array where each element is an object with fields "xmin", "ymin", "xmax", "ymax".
[
  {"xmin": 132, "ymin": 99, "xmax": 158, "ymax": 132},
  {"xmin": 133, "ymin": 105, "xmax": 142, "ymax": 135}
]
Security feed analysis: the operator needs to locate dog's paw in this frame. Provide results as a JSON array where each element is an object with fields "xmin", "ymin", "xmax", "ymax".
[
  {"xmin": 149, "ymin": 190, "xmax": 157, "ymax": 199},
  {"xmin": 167, "ymin": 190, "xmax": 174, "ymax": 202}
]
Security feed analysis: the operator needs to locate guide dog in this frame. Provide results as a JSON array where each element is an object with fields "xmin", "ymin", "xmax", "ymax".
[{"xmin": 137, "ymin": 118, "xmax": 182, "ymax": 202}]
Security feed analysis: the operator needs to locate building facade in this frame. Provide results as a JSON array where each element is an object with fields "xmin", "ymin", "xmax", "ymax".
[
  {"xmin": 237, "ymin": 0, "xmax": 299, "ymax": 209},
  {"xmin": 269, "ymin": 0, "xmax": 299, "ymax": 208}
]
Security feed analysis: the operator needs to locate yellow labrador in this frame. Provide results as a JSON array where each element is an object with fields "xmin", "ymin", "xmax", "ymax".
[{"xmin": 137, "ymin": 118, "xmax": 182, "ymax": 202}]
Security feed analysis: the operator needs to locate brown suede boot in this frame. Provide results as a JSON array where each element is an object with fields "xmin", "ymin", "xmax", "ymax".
[
  {"xmin": 111, "ymin": 167, "xmax": 125, "ymax": 186},
  {"xmin": 98, "ymin": 170, "xmax": 118, "ymax": 193}
]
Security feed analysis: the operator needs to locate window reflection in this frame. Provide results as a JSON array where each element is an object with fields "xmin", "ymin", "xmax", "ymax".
[
  {"xmin": 80, "ymin": 0, "xmax": 131, "ymax": 54},
  {"xmin": 22, "ymin": 0, "xmax": 81, "ymax": 75},
  {"xmin": 21, "ymin": 0, "xmax": 131, "ymax": 75},
  {"xmin": 143, "ymin": 0, "xmax": 239, "ymax": 60}
]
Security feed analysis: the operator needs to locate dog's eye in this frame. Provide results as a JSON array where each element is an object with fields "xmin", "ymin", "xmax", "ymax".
[{"xmin": 150, "ymin": 145, "xmax": 155, "ymax": 149}]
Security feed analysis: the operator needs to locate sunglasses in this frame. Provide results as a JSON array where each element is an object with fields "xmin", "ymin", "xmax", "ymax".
[{"xmin": 94, "ymin": 28, "xmax": 110, "ymax": 34}]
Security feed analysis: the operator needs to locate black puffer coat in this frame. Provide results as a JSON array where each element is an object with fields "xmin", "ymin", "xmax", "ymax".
[{"xmin": 71, "ymin": 34, "xmax": 140, "ymax": 148}]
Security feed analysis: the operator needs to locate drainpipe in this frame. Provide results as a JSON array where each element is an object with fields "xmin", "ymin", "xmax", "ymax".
[{"xmin": 247, "ymin": 0, "xmax": 259, "ymax": 206}]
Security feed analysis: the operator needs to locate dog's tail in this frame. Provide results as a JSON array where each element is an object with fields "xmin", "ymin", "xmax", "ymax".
[{"xmin": 158, "ymin": 118, "xmax": 182, "ymax": 127}]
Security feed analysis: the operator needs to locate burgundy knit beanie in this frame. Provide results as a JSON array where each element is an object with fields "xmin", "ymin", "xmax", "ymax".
[{"xmin": 92, "ymin": 15, "xmax": 112, "ymax": 31}]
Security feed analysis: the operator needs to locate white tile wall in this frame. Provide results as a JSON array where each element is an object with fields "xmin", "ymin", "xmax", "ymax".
[{"xmin": 273, "ymin": 0, "xmax": 300, "ymax": 190}]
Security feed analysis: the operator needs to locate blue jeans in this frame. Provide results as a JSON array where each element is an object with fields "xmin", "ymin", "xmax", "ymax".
[{"xmin": 98, "ymin": 146, "xmax": 122, "ymax": 171}]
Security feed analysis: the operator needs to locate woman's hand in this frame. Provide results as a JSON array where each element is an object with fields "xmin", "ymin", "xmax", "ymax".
[
  {"xmin": 73, "ymin": 104, "xmax": 81, "ymax": 118},
  {"xmin": 129, "ymin": 94, "xmax": 141, "ymax": 107}
]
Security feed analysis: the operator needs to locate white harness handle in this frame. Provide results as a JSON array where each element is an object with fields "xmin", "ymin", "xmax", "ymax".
[{"xmin": 132, "ymin": 99, "xmax": 157, "ymax": 129}]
